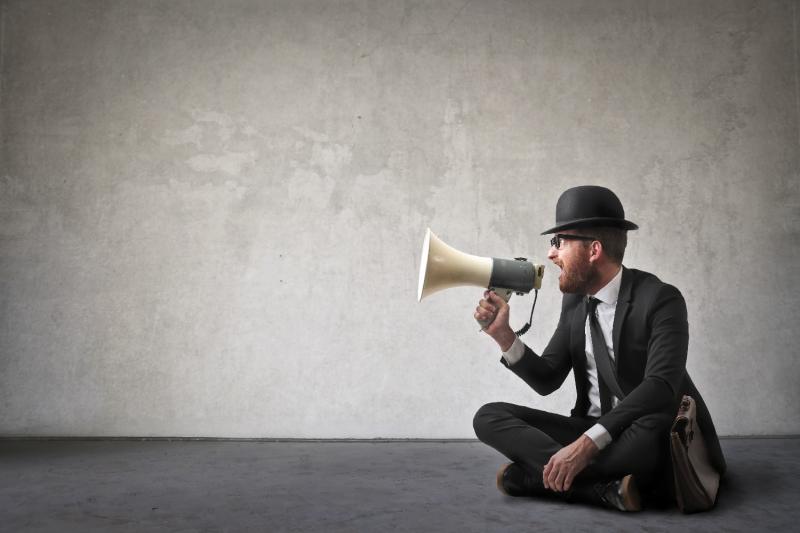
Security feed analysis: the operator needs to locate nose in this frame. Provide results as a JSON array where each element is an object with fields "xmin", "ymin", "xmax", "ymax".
[{"xmin": 547, "ymin": 245, "xmax": 558, "ymax": 261}]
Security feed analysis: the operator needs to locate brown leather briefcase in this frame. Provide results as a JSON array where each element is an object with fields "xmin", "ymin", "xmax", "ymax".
[{"xmin": 670, "ymin": 395, "xmax": 721, "ymax": 513}]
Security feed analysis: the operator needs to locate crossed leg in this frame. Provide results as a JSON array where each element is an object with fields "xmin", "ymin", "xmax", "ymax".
[{"xmin": 473, "ymin": 402, "xmax": 672, "ymax": 496}]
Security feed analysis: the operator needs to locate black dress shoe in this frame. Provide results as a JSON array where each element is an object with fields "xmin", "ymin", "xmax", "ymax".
[
  {"xmin": 599, "ymin": 474, "xmax": 642, "ymax": 512},
  {"xmin": 496, "ymin": 463, "xmax": 543, "ymax": 497},
  {"xmin": 568, "ymin": 474, "xmax": 642, "ymax": 511}
]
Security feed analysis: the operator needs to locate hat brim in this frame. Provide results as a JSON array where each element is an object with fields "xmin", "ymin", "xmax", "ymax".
[{"xmin": 540, "ymin": 217, "xmax": 639, "ymax": 235}]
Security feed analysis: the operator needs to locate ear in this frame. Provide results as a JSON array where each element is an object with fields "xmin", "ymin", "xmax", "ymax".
[{"xmin": 588, "ymin": 239, "xmax": 603, "ymax": 263}]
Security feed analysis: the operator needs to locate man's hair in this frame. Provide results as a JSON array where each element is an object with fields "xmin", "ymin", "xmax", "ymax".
[{"xmin": 582, "ymin": 226, "xmax": 628, "ymax": 264}]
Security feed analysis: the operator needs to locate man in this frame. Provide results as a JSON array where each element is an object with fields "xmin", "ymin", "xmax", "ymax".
[{"xmin": 472, "ymin": 185, "xmax": 725, "ymax": 511}]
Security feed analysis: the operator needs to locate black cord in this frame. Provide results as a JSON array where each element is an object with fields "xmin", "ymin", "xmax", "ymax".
[{"xmin": 514, "ymin": 289, "xmax": 538, "ymax": 337}]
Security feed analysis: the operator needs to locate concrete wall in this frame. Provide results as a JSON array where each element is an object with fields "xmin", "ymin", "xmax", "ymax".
[{"xmin": 1, "ymin": 0, "xmax": 797, "ymax": 438}]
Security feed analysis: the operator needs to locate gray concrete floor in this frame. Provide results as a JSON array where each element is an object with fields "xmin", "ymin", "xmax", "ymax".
[{"xmin": 0, "ymin": 438, "xmax": 798, "ymax": 532}]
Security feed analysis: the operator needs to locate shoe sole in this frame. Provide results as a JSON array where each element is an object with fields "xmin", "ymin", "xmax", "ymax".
[{"xmin": 621, "ymin": 474, "xmax": 642, "ymax": 512}]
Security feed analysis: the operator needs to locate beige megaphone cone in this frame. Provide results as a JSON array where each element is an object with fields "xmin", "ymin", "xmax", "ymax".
[{"xmin": 418, "ymin": 229, "xmax": 491, "ymax": 301}]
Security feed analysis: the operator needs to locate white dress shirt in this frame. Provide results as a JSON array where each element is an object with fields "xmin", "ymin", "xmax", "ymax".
[{"xmin": 501, "ymin": 266, "xmax": 624, "ymax": 450}]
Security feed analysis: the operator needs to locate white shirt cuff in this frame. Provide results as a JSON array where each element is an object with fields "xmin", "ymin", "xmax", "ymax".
[
  {"xmin": 583, "ymin": 423, "xmax": 612, "ymax": 450},
  {"xmin": 501, "ymin": 337, "xmax": 525, "ymax": 366}
]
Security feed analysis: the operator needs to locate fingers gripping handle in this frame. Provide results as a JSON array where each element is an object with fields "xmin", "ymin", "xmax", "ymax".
[{"xmin": 476, "ymin": 288, "xmax": 513, "ymax": 329}]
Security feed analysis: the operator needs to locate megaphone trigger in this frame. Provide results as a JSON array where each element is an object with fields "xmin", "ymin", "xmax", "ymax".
[{"xmin": 491, "ymin": 287, "xmax": 514, "ymax": 302}]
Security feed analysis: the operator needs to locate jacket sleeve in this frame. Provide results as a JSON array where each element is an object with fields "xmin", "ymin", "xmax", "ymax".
[
  {"xmin": 597, "ymin": 283, "xmax": 689, "ymax": 439},
  {"xmin": 499, "ymin": 296, "xmax": 575, "ymax": 395}
]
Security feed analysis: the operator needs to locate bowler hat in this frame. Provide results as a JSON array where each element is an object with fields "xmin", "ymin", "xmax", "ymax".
[{"xmin": 541, "ymin": 185, "xmax": 638, "ymax": 235}]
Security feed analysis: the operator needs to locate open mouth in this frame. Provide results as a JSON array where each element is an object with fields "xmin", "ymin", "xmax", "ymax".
[{"xmin": 555, "ymin": 263, "xmax": 565, "ymax": 281}]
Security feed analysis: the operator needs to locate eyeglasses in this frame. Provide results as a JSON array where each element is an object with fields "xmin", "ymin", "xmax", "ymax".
[{"xmin": 550, "ymin": 233, "xmax": 597, "ymax": 249}]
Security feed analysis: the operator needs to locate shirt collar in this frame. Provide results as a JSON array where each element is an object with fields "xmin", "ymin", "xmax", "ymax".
[{"xmin": 590, "ymin": 266, "xmax": 623, "ymax": 306}]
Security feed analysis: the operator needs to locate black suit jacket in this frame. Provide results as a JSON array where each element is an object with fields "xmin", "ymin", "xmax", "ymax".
[{"xmin": 501, "ymin": 266, "xmax": 726, "ymax": 475}]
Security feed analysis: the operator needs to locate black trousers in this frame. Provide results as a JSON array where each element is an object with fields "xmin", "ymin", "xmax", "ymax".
[{"xmin": 473, "ymin": 402, "xmax": 673, "ymax": 492}]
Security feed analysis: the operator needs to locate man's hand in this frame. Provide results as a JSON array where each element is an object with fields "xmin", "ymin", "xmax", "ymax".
[
  {"xmin": 543, "ymin": 434, "xmax": 599, "ymax": 492},
  {"xmin": 474, "ymin": 291, "xmax": 516, "ymax": 351}
]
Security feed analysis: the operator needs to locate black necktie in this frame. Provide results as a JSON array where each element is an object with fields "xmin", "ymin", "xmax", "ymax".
[{"xmin": 586, "ymin": 296, "xmax": 622, "ymax": 415}]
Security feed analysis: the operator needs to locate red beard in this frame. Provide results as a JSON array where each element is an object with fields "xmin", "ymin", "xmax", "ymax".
[{"xmin": 558, "ymin": 254, "xmax": 600, "ymax": 294}]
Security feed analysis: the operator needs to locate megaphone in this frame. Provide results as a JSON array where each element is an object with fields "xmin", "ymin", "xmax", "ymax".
[{"xmin": 417, "ymin": 228, "xmax": 545, "ymax": 330}]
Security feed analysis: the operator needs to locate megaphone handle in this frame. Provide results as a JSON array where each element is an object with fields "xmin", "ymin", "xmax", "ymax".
[{"xmin": 476, "ymin": 287, "xmax": 513, "ymax": 330}]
